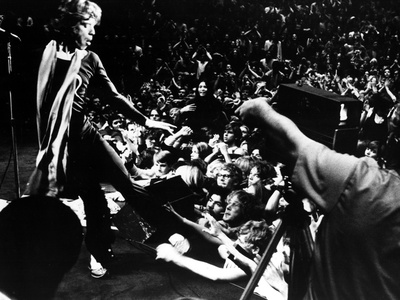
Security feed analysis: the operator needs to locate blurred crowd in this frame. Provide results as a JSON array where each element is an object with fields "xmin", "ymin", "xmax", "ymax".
[
  {"xmin": 72, "ymin": 0, "xmax": 399, "ymax": 169},
  {"xmin": 4, "ymin": 1, "xmax": 400, "ymax": 154}
]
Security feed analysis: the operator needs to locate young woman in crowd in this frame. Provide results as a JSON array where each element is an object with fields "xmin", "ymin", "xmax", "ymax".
[{"xmin": 182, "ymin": 80, "xmax": 228, "ymax": 139}]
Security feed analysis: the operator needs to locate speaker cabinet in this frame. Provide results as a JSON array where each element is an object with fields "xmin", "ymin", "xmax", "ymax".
[{"xmin": 275, "ymin": 83, "xmax": 362, "ymax": 155}]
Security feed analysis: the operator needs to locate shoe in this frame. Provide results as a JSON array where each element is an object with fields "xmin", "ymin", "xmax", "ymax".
[
  {"xmin": 89, "ymin": 254, "xmax": 110, "ymax": 279},
  {"xmin": 90, "ymin": 266, "xmax": 109, "ymax": 279}
]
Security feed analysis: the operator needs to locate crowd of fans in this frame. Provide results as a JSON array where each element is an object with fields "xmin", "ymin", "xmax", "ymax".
[
  {"xmin": 66, "ymin": 0, "xmax": 400, "ymax": 171},
  {"xmin": 4, "ymin": 0, "xmax": 400, "ymax": 161},
  {"xmin": 76, "ymin": 0, "xmax": 400, "ymax": 167},
  {"xmin": 2, "ymin": 0, "xmax": 400, "ymax": 297}
]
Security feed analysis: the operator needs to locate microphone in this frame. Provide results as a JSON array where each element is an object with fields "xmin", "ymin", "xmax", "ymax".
[{"xmin": 0, "ymin": 28, "xmax": 21, "ymax": 42}]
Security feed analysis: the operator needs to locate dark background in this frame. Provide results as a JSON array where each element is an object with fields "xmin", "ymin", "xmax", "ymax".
[{"xmin": 0, "ymin": 0, "xmax": 213, "ymax": 138}]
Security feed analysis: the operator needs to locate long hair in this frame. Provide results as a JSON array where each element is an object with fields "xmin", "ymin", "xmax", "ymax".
[
  {"xmin": 175, "ymin": 165, "xmax": 205, "ymax": 194},
  {"xmin": 194, "ymin": 80, "xmax": 214, "ymax": 100},
  {"xmin": 226, "ymin": 190, "xmax": 258, "ymax": 221},
  {"xmin": 193, "ymin": 141, "xmax": 211, "ymax": 160}
]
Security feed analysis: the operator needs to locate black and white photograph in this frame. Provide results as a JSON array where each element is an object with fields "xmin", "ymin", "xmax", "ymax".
[{"xmin": 1, "ymin": 0, "xmax": 400, "ymax": 299}]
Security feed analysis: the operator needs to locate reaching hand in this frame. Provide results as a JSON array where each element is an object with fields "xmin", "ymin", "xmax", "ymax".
[
  {"xmin": 178, "ymin": 126, "xmax": 193, "ymax": 136},
  {"xmin": 163, "ymin": 202, "xmax": 184, "ymax": 222},
  {"xmin": 202, "ymin": 213, "xmax": 223, "ymax": 238},
  {"xmin": 145, "ymin": 119, "xmax": 176, "ymax": 134},
  {"xmin": 163, "ymin": 202, "xmax": 175, "ymax": 213},
  {"xmin": 180, "ymin": 103, "xmax": 196, "ymax": 113},
  {"xmin": 156, "ymin": 243, "xmax": 181, "ymax": 262}
]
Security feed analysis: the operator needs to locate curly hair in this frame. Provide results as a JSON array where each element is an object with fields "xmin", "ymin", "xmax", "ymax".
[
  {"xmin": 50, "ymin": 0, "xmax": 102, "ymax": 41},
  {"xmin": 239, "ymin": 219, "xmax": 274, "ymax": 253},
  {"xmin": 193, "ymin": 141, "xmax": 212, "ymax": 160},
  {"xmin": 234, "ymin": 155, "xmax": 257, "ymax": 179},
  {"xmin": 58, "ymin": 0, "xmax": 102, "ymax": 22}
]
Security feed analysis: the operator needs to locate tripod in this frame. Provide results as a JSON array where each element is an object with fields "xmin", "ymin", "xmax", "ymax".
[{"xmin": 240, "ymin": 187, "xmax": 315, "ymax": 300}]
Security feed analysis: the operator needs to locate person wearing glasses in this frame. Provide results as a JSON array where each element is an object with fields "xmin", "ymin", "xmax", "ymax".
[
  {"xmin": 216, "ymin": 163, "xmax": 243, "ymax": 194},
  {"xmin": 202, "ymin": 162, "xmax": 243, "ymax": 210}
]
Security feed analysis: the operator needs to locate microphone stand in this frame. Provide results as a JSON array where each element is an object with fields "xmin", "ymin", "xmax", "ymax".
[{"xmin": 4, "ymin": 29, "xmax": 21, "ymax": 198}]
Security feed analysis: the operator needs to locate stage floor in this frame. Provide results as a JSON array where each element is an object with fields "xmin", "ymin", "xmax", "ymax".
[
  {"xmin": 0, "ymin": 128, "xmax": 264, "ymax": 300},
  {"xmin": 53, "ymin": 229, "xmax": 262, "ymax": 300}
]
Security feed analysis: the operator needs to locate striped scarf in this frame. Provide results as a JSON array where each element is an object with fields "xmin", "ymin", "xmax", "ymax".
[{"xmin": 28, "ymin": 40, "xmax": 86, "ymax": 196}]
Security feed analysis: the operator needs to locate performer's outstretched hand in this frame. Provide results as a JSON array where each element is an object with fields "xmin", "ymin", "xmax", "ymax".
[{"xmin": 145, "ymin": 119, "xmax": 176, "ymax": 134}]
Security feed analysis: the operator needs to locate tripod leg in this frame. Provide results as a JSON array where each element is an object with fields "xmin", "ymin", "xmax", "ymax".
[
  {"xmin": 240, "ymin": 219, "xmax": 288, "ymax": 300},
  {"xmin": 287, "ymin": 224, "xmax": 314, "ymax": 300}
]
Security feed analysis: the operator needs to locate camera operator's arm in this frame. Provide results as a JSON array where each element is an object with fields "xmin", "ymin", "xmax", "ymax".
[
  {"xmin": 235, "ymin": 98, "xmax": 311, "ymax": 170},
  {"xmin": 235, "ymin": 98, "xmax": 359, "ymax": 213}
]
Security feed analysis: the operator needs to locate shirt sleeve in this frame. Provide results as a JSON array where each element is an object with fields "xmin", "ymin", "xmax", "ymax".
[
  {"xmin": 291, "ymin": 141, "xmax": 359, "ymax": 212},
  {"xmin": 92, "ymin": 52, "xmax": 147, "ymax": 125}
]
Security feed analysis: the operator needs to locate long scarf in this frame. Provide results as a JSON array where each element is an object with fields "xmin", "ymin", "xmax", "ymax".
[{"xmin": 27, "ymin": 40, "xmax": 86, "ymax": 196}]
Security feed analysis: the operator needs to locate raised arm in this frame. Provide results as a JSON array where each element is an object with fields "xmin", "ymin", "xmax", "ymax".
[
  {"xmin": 235, "ymin": 98, "xmax": 312, "ymax": 171},
  {"xmin": 93, "ymin": 53, "xmax": 176, "ymax": 134},
  {"xmin": 203, "ymin": 214, "xmax": 257, "ymax": 271},
  {"xmin": 164, "ymin": 203, "xmax": 223, "ymax": 245},
  {"xmin": 156, "ymin": 243, "xmax": 246, "ymax": 281}
]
